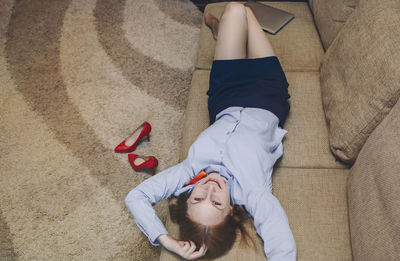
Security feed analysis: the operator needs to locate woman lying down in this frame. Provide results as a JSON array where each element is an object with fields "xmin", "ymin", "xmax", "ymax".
[{"xmin": 125, "ymin": 2, "xmax": 296, "ymax": 260}]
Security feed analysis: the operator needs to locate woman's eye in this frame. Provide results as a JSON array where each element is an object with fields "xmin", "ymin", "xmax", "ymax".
[
  {"xmin": 213, "ymin": 201, "xmax": 221, "ymax": 206},
  {"xmin": 194, "ymin": 197, "xmax": 202, "ymax": 201}
]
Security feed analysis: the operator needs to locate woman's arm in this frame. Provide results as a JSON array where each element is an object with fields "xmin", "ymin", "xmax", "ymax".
[
  {"xmin": 125, "ymin": 157, "xmax": 192, "ymax": 246},
  {"xmin": 246, "ymin": 190, "xmax": 297, "ymax": 261}
]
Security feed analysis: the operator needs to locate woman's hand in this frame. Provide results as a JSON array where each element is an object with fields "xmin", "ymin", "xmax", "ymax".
[{"xmin": 158, "ymin": 234, "xmax": 207, "ymax": 260}]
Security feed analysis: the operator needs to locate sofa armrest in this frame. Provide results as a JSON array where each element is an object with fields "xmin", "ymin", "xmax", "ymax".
[{"xmin": 347, "ymin": 99, "xmax": 400, "ymax": 260}]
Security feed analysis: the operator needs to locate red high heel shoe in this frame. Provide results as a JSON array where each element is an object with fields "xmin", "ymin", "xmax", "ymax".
[
  {"xmin": 128, "ymin": 154, "xmax": 158, "ymax": 175},
  {"xmin": 114, "ymin": 121, "xmax": 151, "ymax": 153}
]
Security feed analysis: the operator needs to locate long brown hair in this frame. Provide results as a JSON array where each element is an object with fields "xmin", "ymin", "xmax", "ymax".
[{"xmin": 169, "ymin": 192, "xmax": 256, "ymax": 259}]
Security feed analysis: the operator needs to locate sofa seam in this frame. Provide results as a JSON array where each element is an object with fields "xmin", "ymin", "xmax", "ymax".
[{"xmin": 276, "ymin": 166, "xmax": 350, "ymax": 170}]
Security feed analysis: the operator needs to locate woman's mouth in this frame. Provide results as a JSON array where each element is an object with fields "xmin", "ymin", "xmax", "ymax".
[{"xmin": 205, "ymin": 179, "xmax": 221, "ymax": 189}]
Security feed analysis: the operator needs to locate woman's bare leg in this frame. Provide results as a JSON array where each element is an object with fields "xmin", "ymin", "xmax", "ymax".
[
  {"xmin": 204, "ymin": 12, "xmax": 219, "ymax": 41},
  {"xmin": 204, "ymin": 3, "xmax": 275, "ymax": 59},
  {"xmin": 209, "ymin": 3, "xmax": 248, "ymax": 60},
  {"xmin": 245, "ymin": 6, "xmax": 275, "ymax": 58}
]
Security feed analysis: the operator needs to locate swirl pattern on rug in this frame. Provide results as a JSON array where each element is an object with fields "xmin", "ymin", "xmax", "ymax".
[{"xmin": 0, "ymin": 0, "xmax": 201, "ymax": 260}]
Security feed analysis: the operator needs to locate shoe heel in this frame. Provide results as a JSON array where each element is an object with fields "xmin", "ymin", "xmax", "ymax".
[{"xmin": 146, "ymin": 134, "xmax": 150, "ymax": 142}]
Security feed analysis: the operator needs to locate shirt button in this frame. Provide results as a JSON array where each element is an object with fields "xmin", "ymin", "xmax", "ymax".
[{"xmin": 226, "ymin": 131, "xmax": 230, "ymax": 135}]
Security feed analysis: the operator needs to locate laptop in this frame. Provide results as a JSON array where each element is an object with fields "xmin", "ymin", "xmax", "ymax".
[{"xmin": 244, "ymin": 0, "xmax": 295, "ymax": 35}]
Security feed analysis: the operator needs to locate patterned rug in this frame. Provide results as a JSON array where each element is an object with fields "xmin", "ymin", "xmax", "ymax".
[{"xmin": 0, "ymin": 0, "xmax": 202, "ymax": 260}]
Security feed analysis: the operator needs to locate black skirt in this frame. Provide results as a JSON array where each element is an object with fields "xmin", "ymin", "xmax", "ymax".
[{"xmin": 207, "ymin": 56, "xmax": 290, "ymax": 127}]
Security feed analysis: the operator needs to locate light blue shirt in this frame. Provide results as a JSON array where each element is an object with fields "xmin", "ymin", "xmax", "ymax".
[{"xmin": 125, "ymin": 106, "xmax": 297, "ymax": 260}]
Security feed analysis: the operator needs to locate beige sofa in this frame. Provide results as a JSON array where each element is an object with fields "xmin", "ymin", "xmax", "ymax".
[{"xmin": 161, "ymin": 0, "xmax": 400, "ymax": 260}]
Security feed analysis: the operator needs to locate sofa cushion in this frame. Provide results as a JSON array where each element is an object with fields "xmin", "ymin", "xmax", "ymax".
[
  {"xmin": 178, "ymin": 70, "xmax": 209, "ymax": 162},
  {"xmin": 273, "ymin": 168, "xmax": 351, "ymax": 260},
  {"xmin": 180, "ymin": 70, "xmax": 348, "ymax": 169},
  {"xmin": 196, "ymin": 1, "xmax": 324, "ymax": 72},
  {"xmin": 308, "ymin": 0, "xmax": 359, "ymax": 51},
  {"xmin": 161, "ymin": 167, "xmax": 351, "ymax": 260},
  {"xmin": 320, "ymin": 0, "xmax": 400, "ymax": 164},
  {"xmin": 279, "ymin": 71, "xmax": 348, "ymax": 169},
  {"xmin": 347, "ymin": 100, "xmax": 400, "ymax": 261}
]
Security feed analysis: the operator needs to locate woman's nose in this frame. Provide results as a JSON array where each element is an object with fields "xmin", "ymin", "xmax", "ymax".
[{"xmin": 206, "ymin": 184, "xmax": 216, "ymax": 198}]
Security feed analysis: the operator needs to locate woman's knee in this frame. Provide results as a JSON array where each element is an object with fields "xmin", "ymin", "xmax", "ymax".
[
  {"xmin": 244, "ymin": 6, "xmax": 252, "ymax": 16},
  {"xmin": 223, "ymin": 2, "xmax": 247, "ymax": 17}
]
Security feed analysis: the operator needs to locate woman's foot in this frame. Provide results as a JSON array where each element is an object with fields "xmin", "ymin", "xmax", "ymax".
[{"xmin": 204, "ymin": 12, "xmax": 219, "ymax": 41}]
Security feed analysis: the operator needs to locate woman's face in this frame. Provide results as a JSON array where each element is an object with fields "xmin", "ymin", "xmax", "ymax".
[{"xmin": 186, "ymin": 173, "xmax": 233, "ymax": 226}]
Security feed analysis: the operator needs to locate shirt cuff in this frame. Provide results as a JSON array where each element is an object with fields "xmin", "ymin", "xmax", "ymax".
[{"xmin": 148, "ymin": 221, "xmax": 169, "ymax": 246}]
